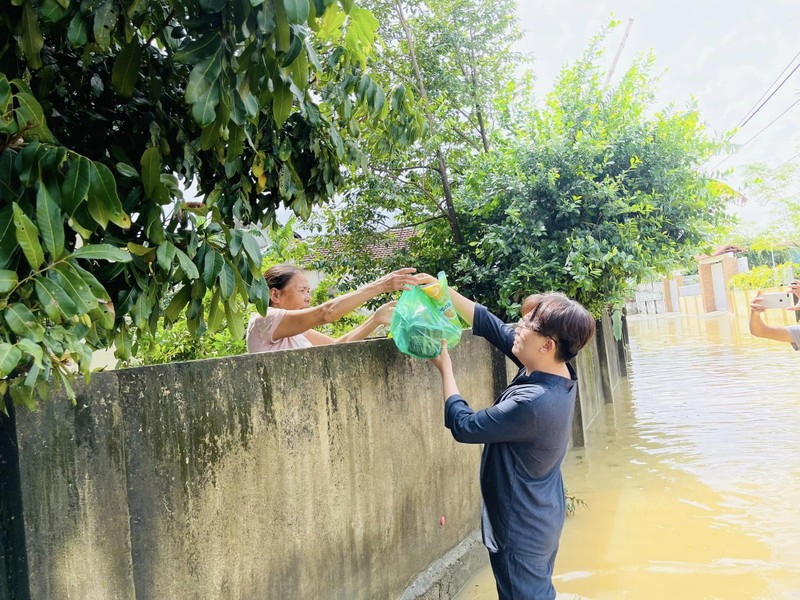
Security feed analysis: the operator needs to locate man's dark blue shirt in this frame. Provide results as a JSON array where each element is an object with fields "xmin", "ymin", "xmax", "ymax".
[{"xmin": 444, "ymin": 304, "xmax": 577, "ymax": 561}]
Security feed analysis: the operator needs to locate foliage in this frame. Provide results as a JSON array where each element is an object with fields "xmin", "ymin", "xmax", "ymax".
[
  {"xmin": 308, "ymin": 0, "xmax": 525, "ymax": 262},
  {"xmin": 131, "ymin": 301, "xmax": 247, "ymax": 365},
  {"xmin": 311, "ymin": 22, "xmax": 732, "ymax": 321},
  {"xmin": 733, "ymin": 161, "xmax": 800, "ymax": 246},
  {"xmin": 728, "ymin": 263, "xmax": 797, "ymax": 291},
  {"xmin": 0, "ymin": 0, "xmax": 422, "ymax": 411}
]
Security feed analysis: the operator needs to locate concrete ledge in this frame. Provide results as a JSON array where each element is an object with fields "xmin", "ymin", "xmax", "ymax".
[{"xmin": 398, "ymin": 528, "xmax": 488, "ymax": 600}]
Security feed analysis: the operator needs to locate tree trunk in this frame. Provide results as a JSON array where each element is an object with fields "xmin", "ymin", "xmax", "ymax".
[{"xmin": 395, "ymin": 0, "xmax": 463, "ymax": 245}]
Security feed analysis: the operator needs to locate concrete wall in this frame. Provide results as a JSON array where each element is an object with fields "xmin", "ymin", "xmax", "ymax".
[{"xmin": 2, "ymin": 324, "xmax": 622, "ymax": 600}]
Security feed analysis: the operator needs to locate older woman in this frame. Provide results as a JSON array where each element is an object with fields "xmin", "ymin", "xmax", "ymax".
[{"xmin": 246, "ymin": 265, "xmax": 416, "ymax": 353}]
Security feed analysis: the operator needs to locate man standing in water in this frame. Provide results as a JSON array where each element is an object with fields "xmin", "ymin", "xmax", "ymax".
[
  {"xmin": 419, "ymin": 273, "xmax": 595, "ymax": 600},
  {"xmin": 749, "ymin": 281, "xmax": 800, "ymax": 348}
]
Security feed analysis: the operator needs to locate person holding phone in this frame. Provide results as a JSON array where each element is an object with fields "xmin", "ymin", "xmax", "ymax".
[
  {"xmin": 419, "ymin": 272, "xmax": 595, "ymax": 600},
  {"xmin": 749, "ymin": 280, "xmax": 800, "ymax": 348}
]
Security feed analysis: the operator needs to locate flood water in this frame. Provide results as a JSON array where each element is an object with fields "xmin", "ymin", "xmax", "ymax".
[{"xmin": 454, "ymin": 313, "xmax": 800, "ymax": 600}]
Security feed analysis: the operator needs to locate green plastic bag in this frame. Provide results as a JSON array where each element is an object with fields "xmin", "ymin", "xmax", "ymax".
[{"xmin": 390, "ymin": 272, "xmax": 462, "ymax": 359}]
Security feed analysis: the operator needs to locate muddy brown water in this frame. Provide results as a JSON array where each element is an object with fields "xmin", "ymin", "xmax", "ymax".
[{"xmin": 454, "ymin": 313, "xmax": 800, "ymax": 600}]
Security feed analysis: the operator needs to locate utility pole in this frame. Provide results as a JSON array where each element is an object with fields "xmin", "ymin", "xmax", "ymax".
[{"xmin": 605, "ymin": 18, "xmax": 634, "ymax": 86}]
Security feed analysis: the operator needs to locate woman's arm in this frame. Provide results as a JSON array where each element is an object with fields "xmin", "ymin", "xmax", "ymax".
[
  {"xmin": 272, "ymin": 269, "xmax": 415, "ymax": 341},
  {"xmin": 304, "ymin": 301, "xmax": 396, "ymax": 345}
]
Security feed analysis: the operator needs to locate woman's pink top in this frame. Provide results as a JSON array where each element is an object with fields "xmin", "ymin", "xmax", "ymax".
[{"xmin": 246, "ymin": 309, "xmax": 313, "ymax": 353}]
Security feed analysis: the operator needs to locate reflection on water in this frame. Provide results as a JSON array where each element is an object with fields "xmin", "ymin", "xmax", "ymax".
[{"xmin": 454, "ymin": 313, "xmax": 800, "ymax": 600}]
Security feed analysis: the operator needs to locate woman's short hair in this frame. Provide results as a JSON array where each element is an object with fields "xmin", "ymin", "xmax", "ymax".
[
  {"xmin": 263, "ymin": 265, "xmax": 303, "ymax": 290},
  {"xmin": 520, "ymin": 293, "xmax": 596, "ymax": 363}
]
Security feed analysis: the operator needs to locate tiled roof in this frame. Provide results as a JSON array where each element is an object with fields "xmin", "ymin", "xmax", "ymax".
[{"xmin": 312, "ymin": 226, "xmax": 417, "ymax": 261}]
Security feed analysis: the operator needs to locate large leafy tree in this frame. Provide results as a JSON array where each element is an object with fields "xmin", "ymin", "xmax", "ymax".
[
  {"xmin": 452, "ymin": 45, "xmax": 730, "ymax": 317},
  {"xmin": 0, "ymin": 0, "xmax": 421, "ymax": 410},
  {"xmin": 311, "ymin": 23, "xmax": 731, "ymax": 320},
  {"xmin": 307, "ymin": 0, "xmax": 523, "ymax": 267}
]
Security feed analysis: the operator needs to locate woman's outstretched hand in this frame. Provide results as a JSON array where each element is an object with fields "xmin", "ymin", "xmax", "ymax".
[
  {"xmin": 373, "ymin": 300, "xmax": 397, "ymax": 326},
  {"xmin": 374, "ymin": 268, "xmax": 418, "ymax": 293}
]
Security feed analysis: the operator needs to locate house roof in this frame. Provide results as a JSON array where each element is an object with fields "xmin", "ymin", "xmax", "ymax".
[{"xmin": 311, "ymin": 226, "xmax": 417, "ymax": 262}]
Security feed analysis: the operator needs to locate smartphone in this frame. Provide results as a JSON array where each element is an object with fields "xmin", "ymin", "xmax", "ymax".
[{"xmin": 760, "ymin": 291, "xmax": 795, "ymax": 309}]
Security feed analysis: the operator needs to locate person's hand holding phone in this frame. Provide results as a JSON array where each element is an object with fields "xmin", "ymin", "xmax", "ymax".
[{"xmin": 750, "ymin": 290, "xmax": 766, "ymax": 313}]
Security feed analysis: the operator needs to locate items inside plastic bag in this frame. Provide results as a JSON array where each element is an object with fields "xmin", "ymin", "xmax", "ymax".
[{"xmin": 390, "ymin": 272, "xmax": 462, "ymax": 359}]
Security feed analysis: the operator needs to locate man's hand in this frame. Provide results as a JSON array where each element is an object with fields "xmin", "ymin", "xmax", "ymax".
[{"xmin": 430, "ymin": 341, "xmax": 452, "ymax": 374}]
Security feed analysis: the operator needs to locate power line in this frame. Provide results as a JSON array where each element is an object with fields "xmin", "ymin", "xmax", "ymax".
[
  {"xmin": 735, "ymin": 49, "xmax": 800, "ymax": 130},
  {"xmin": 712, "ymin": 97, "xmax": 800, "ymax": 171},
  {"xmin": 737, "ymin": 62, "xmax": 800, "ymax": 131},
  {"xmin": 770, "ymin": 150, "xmax": 800, "ymax": 174}
]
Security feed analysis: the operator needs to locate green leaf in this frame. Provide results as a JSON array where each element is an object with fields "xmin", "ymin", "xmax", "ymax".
[
  {"xmin": 0, "ymin": 205, "xmax": 18, "ymax": 269},
  {"xmin": 115, "ymin": 162, "xmax": 138, "ymax": 178},
  {"xmin": 112, "ymin": 42, "xmax": 142, "ymax": 97},
  {"xmin": 273, "ymin": 78, "xmax": 293, "ymax": 127},
  {"xmin": 164, "ymin": 285, "xmax": 191, "ymax": 323},
  {"xmin": 16, "ymin": 338, "xmax": 43, "ymax": 369},
  {"xmin": 34, "ymin": 277, "xmax": 77, "ymax": 321},
  {"xmin": 13, "ymin": 91, "xmax": 54, "ymax": 143},
  {"xmin": 93, "ymin": 0, "xmax": 119, "ymax": 51},
  {"xmin": 283, "ymin": 0, "xmax": 309, "ymax": 24},
  {"xmin": 275, "ymin": 0, "xmax": 291, "ymax": 51},
  {"xmin": 0, "ymin": 343, "xmax": 22, "ymax": 378},
  {"xmin": 175, "ymin": 247, "xmax": 199, "ymax": 280},
  {"xmin": 173, "ymin": 32, "xmax": 222, "ymax": 64},
  {"xmin": 40, "ymin": 0, "xmax": 69, "ymax": 23},
  {"xmin": 68, "ymin": 261, "xmax": 111, "ymax": 301},
  {"xmin": 4, "ymin": 303, "xmax": 45, "ymax": 341},
  {"xmin": 11, "ymin": 203, "xmax": 45, "ymax": 269},
  {"xmin": 141, "ymin": 147, "xmax": 161, "ymax": 200},
  {"xmin": 131, "ymin": 292, "xmax": 152, "ymax": 327},
  {"xmin": 52, "ymin": 264, "xmax": 95, "ymax": 315},
  {"xmin": 218, "ymin": 258, "xmax": 235, "ymax": 298},
  {"xmin": 242, "ymin": 233, "xmax": 263, "ymax": 275},
  {"xmin": 156, "ymin": 241, "xmax": 176, "ymax": 271},
  {"xmin": 20, "ymin": 4, "xmax": 44, "ymax": 69},
  {"xmin": 188, "ymin": 56, "xmax": 223, "ymax": 123},
  {"xmin": 54, "ymin": 368, "xmax": 76, "ymax": 402},
  {"xmin": 0, "ymin": 150, "xmax": 19, "ymax": 203},
  {"xmin": 10, "ymin": 382, "xmax": 37, "ymax": 411},
  {"xmin": 207, "ymin": 287, "xmax": 223, "ymax": 333},
  {"xmin": 0, "ymin": 269, "xmax": 17, "ymax": 293},
  {"xmin": 67, "ymin": 13, "xmax": 88, "ymax": 46},
  {"xmin": 192, "ymin": 82, "xmax": 221, "ymax": 127},
  {"xmin": 63, "ymin": 155, "xmax": 91, "ymax": 215},
  {"xmin": 89, "ymin": 162, "xmax": 131, "ymax": 229},
  {"xmin": 95, "ymin": 301, "xmax": 115, "ymax": 329},
  {"xmin": 224, "ymin": 297, "xmax": 244, "ymax": 340},
  {"xmin": 71, "ymin": 244, "xmax": 133, "ymax": 262},
  {"xmin": 203, "ymin": 248, "xmax": 224, "ymax": 287},
  {"xmin": 36, "ymin": 182, "xmax": 65, "ymax": 258}
]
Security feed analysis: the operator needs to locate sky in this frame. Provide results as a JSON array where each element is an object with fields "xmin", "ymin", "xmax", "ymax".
[{"xmin": 513, "ymin": 0, "xmax": 800, "ymax": 231}]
